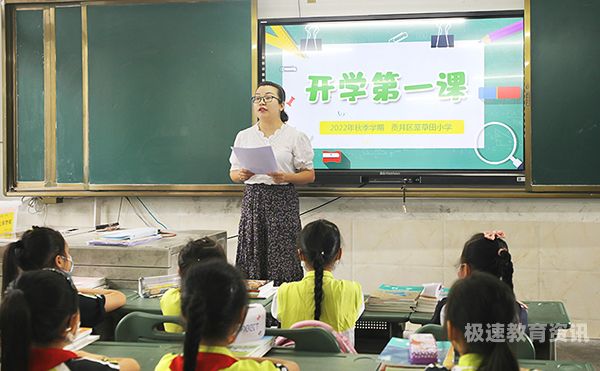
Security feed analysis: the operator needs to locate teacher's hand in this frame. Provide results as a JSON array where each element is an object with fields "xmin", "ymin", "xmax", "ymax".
[
  {"xmin": 268, "ymin": 172, "xmax": 288, "ymax": 183},
  {"xmin": 239, "ymin": 169, "xmax": 255, "ymax": 182}
]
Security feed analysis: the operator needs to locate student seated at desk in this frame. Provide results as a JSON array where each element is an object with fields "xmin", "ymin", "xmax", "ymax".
[
  {"xmin": 2, "ymin": 226, "xmax": 127, "ymax": 328},
  {"xmin": 161, "ymin": 237, "xmax": 226, "ymax": 333},
  {"xmin": 443, "ymin": 272, "xmax": 519, "ymax": 371},
  {"xmin": 432, "ymin": 231, "xmax": 527, "ymax": 329},
  {"xmin": 155, "ymin": 260, "xmax": 298, "ymax": 371},
  {"xmin": 271, "ymin": 219, "xmax": 364, "ymax": 345},
  {"xmin": 0, "ymin": 269, "xmax": 140, "ymax": 371}
]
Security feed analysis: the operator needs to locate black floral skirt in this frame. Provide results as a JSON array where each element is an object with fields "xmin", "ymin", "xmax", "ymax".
[{"xmin": 235, "ymin": 183, "xmax": 303, "ymax": 285}]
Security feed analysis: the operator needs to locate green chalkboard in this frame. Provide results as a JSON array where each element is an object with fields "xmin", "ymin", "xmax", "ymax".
[
  {"xmin": 87, "ymin": 1, "xmax": 251, "ymax": 184},
  {"xmin": 529, "ymin": 0, "xmax": 600, "ymax": 189},
  {"xmin": 11, "ymin": 0, "xmax": 252, "ymax": 189},
  {"xmin": 16, "ymin": 10, "xmax": 44, "ymax": 182},
  {"xmin": 56, "ymin": 7, "xmax": 83, "ymax": 183}
]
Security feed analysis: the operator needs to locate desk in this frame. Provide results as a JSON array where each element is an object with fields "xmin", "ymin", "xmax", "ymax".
[
  {"xmin": 358, "ymin": 295, "xmax": 411, "ymax": 339},
  {"xmin": 384, "ymin": 360, "xmax": 594, "ymax": 371},
  {"xmin": 84, "ymin": 342, "xmax": 594, "ymax": 371},
  {"xmin": 119, "ymin": 289, "xmax": 274, "ymax": 316},
  {"xmin": 357, "ymin": 310, "xmax": 411, "ymax": 349},
  {"xmin": 408, "ymin": 301, "xmax": 571, "ymax": 361},
  {"xmin": 67, "ymin": 230, "xmax": 226, "ymax": 289},
  {"xmin": 84, "ymin": 342, "xmax": 381, "ymax": 370},
  {"xmin": 408, "ymin": 301, "xmax": 571, "ymax": 328}
]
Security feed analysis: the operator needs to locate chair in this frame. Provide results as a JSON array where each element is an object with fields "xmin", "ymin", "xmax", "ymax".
[
  {"xmin": 509, "ymin": 333, "xmax": 536, "ymax": 359},
  {"xmin": 266, "ymin": 327, "xmax": 341, "ymax": 353},
  {"xmin": 415, "ymin": 323, "xmax": 448, "ymax": 341},
  {"xmin": 115, "ymin": 311, "xmax": 184, "ymax": 342}
]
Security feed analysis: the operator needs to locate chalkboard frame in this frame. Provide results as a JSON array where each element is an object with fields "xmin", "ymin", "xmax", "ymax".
[{"xmin": 3, "ymin": 0, "xmax": 258, "ymax": 196}]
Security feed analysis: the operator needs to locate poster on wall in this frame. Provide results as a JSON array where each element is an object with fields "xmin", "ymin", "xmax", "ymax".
[{"xmin": 260, "ymin": 15, "xmax": 524, "ymax": 173}]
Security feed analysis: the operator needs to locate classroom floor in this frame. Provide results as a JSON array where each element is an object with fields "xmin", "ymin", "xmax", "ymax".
[{"xmin": 556, "ymin": 338, "xmax": 600, "ymax": 370}]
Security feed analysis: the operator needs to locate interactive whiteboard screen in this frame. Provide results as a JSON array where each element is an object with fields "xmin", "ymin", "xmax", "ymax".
[{"xmin": 260, "ymin": 15, "xmax": 524, "ymax": 173}]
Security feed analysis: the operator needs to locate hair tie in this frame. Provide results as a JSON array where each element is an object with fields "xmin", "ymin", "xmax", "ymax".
[
  {"xmin": 497, "ymin": 247, "xmax": 509, "ymax": 256},
  {"xmin": 483, "ymin": 230, "xmax": 506, "ymax": 241},
  {"xmin": 6, "ymin": 282, "xmax": 20, "ymax": 292}
]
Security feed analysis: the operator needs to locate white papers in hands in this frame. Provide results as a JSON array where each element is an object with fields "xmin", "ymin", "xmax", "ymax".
[{"xmin": 232, "ymin": 146, "xmax": 278, "ymax": 174}]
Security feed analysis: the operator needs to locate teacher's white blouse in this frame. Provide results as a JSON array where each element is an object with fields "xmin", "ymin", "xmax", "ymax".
[{"xmin": 229, "ymin": 123, "xmax": 314, "ymax": 185}]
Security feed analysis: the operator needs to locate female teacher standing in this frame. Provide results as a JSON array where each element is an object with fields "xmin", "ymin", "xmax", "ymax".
[{"xmin": 230, "ymin": 81, "xmax": 315, "ymax": 285}]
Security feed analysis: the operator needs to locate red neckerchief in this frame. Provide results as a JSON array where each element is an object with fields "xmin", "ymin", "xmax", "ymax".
[
  {"xmin": 170, "ymin": 352, "xmax": 237, "ymax": 371},
  {"xmin": 29, "ymin": 348, "xmax": 79, "ymax": 371}
]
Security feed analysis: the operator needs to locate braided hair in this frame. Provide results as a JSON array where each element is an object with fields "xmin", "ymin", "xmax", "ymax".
[
  {"xmin": 180, "ymin": 260, "xmax": 248, "ymax": 371},
  {"xmin": 298, "ymin": 219, "xmax": 341, "ymax": 320},
  {"xmin": 460, "ymin": 233, "xmax": 514, "ymax": 290}
]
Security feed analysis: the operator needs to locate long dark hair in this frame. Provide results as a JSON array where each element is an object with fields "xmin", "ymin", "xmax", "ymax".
[
  {"xmin": 2, "ymin": 226, "xmax": 67, "ymax": 292},
  {"xmin": 445, "ymin": 272, "xmax": 519, "ymax": 371},
  {"xmin": 257, "ymin": 81, "xmax": 288, "ymax": 122},
  {"xmin": 0, "ymin": 269, "xmax": 79, "ymax": 371},
  {"xmin": 298, "ymin": 219, "xmax": 341, "ymax": 321},
  {"xmin": 461, "ymin": 233, "xmax": 514, "ymax": 290},
  {"xmin": 181, "ymin": 260, "xmax": 248, "ymax": 371},
  {"xmin": 178, "ymin": 237, "xmax": 226, "ymax": 277}
]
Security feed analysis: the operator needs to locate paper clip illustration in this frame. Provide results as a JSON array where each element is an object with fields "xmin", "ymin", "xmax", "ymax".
[
  {"xmin": 301, "ymin": 25, "xmax": 322, "ymax": 51},
  {"xmin": 431, "ymin": 23, "xmax": 454, "ymax": 48},
  {"xmin": 388, "ymin": 32, "xmax": 408, "ymax": 43}
]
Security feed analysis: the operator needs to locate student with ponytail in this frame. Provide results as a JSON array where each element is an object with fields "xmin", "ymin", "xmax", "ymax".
[
  {"xmin": 444, "ymin": 272, "xmax": 519, "ymax": 371},
  {"xmin": 155, "ymin": 260, "xmax": 298, "ymax": 371},
  {"xmin": 2, "ymin": 226, "xmax": 126, "ymax": 328},
  {"xmin": 0, "ymin": 269, "xmax": 139, "ymax": 371},
  {"xmin": 432, "ymin": 231, "xmax": 527, "ymax": 328},
  {"xmin": 271, "ymin": 219, "xmax": 364, "ymax": 345},
  {"xmin": 161, "ymin": 237, "xmax": 227, "ymax": 333}
]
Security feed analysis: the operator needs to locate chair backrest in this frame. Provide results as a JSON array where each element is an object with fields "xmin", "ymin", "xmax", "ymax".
[
  {"xmin": 265, "ymin": 327, "xmax": 341, "ymax": 353},
  {"xmin": 509, "ymin": 333, "xmax": 536, "ymax": 359},
  {"xmin": 115, "ymin": 311, "xmax": 184, "ymax": 342},
  {"xmin": 288, "ymin": 320, "xmax": 357, "ymax": 353},
  {"xmin": 415, "ymin": 323, "xmax": 448, "ymax": 341}
]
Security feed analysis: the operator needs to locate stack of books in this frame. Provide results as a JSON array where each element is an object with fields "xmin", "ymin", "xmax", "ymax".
[
  {"xmin": 87, "ymin": 227, "xmax": 161, "ymax": 247},
  {"xmin": 365, "ymin": 284, "xmax": 420, "ymax": 312},
  {"xmin": 415, "ymin": 283, "xmax": 441, "ymax": 314},
  {"xmin": 414, "ymin": 295, "xmax": 438, "ymax": 314},
  {"xmin": 415, "ymin": 283, "xmax": 449, "ymax": 314},
  {"xmin": 229, "ymin": 336, "xmax": 275, "ymax": 357},
  {"xmin": 63, "ymin": 328, "xmax": 100, "ymax": 351},
  {"xmin": 246, "ymin": 279, "xmax": 276, "ymax": 299},
  {"xmin": 138, "ymin": 273, "xmax": 180, "ymax": 298},
  {"xmin": 72, "ymin": 276, "xmax": 107, "ymax": 290}
]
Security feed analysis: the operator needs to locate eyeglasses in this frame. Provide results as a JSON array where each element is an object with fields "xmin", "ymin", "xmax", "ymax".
[{"xmin": 251, "ymin": 95, "xmax": 280, "ymax": 104}]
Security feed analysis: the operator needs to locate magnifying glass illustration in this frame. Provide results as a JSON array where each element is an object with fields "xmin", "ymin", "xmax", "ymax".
[{"xmin": 474, "ymin": 121, "xmax": 522, "ymax": 168}]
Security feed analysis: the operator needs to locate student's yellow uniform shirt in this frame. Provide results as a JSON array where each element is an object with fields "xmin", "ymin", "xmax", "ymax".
[
  {"xmin": 160, "ymin": 287, "xmax": 183, "ymax": 333},
  {"xmin": 276, "ymin": 270, "xmax": 363, "ymax": 332},
  {"xmin": 155, "ymin": 345, "xmax": 286, "ymax": 371},
  {"xmin": 451, "ymin": 353, "xmax": 484, "ymax": 370}
]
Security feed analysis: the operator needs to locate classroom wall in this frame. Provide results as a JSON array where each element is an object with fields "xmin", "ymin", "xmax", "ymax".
[{"xmin": 3, "ymin": 0, "xmax": 600, "ymax": 339}]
